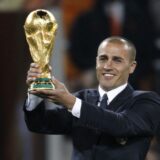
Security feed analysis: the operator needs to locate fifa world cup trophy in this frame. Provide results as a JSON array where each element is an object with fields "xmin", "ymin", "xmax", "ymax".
[{"xmin": 24, "ymin": 9, "xmax": 58, "ymax": 90}]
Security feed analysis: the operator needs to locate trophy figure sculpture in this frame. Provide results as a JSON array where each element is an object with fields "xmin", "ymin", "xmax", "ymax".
[{"xmin": 24, "ymin": 9, "xmax": 58, "ymax": 90}]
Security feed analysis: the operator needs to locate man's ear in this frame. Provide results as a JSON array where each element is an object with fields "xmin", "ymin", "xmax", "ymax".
[{"xmin": 129, "ymin": 61, "xmax": 137, "ymax": 74}]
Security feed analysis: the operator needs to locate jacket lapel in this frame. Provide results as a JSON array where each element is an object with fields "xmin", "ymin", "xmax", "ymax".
[{"xmin": 108, "ymin": 84, "xmax": 134, "ymax": 111}]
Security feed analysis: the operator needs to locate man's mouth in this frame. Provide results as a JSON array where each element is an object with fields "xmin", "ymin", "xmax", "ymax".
[
  {"xmin": 103, "ymin": 73, "xmax": 114, "ymax": 76},
  {"xmin": 103, "ymin": 73, "xmax": 115, "ymax": 79}
]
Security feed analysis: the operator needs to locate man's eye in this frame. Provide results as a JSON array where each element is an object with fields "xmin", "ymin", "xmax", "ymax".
[
  {"xmin": 99, "ymin": 57, "xmax": 106, "ymax": 61},
  {"xmin": 115, "ymin": 59, "xmax": 121, "ymax": 62},
  {"xmin": 114, "ymin": 58, "xmax": 122, "ymax": 63}
]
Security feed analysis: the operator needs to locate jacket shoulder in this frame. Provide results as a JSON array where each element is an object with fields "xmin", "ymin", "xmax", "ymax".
[{"xmin": 132, "ymin": 90, "xmax": 160, "ymax": 103}]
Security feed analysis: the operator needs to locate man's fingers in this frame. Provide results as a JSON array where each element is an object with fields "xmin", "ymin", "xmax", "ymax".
[
  {"xmin": 30, "ymin": 63, "xmax": 40, "ymax": 68},
  {"xmin": 26, "ymin": 63, "xmax": 42, "ymax": 85},
  {"xmin": 49, "ymin": 65, "xmax": 52, "ymax": 72},
  {"xmin": 29, "ymin": 68, "xmax": 42, "ymax": 74},
  {"xmin": 52, "ymin": 76, "xmax": 57, "ymax": 83},
  {"xmin": 27, "ymin": 71, "xmax": 41, "ymax": 78},
  {"xmin": 52, "ymin": 77, "xmax": 59, "ymax": 88},
  {"xmin": 27, "ymin": 72, "xmax": 40, "ymax": 85},
  {"xmin": 26, "ymin": 77, "xmax": 36, "ymax": 85},
  {"xmin": 52, "ymin": 76, "xmax": 65, "ymax": 88},
  {"xmin": 28, "ymin": 63, "xmax": 42, "ymax": 77},
  {"xmin": 30, "ymin": 89, "xmax": 57, "ymax": 96}
]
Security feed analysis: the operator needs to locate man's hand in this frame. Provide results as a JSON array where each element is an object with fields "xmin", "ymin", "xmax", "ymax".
[
  {"xmin": 26, "ymin": 63, "xmax": 42, "ymax": 86},
  {"xmin": 29, "ymin": 77, "xmax": 76, "ymax": 110},
  {"xmin": 27, "ymin": 63, "xmax": 76, "ymax": 109}
]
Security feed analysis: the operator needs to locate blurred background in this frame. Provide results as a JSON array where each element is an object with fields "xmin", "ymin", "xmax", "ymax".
[{"xmin": 1, "ymin": 0, "xmax": 160, "ymax": 160}]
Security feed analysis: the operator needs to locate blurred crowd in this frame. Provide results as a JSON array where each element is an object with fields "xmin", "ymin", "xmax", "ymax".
[{"xmin": 1, "ymin": 0, "xmax": 160, "ymax": 160}]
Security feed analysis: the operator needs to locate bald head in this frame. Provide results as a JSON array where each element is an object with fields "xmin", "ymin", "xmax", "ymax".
[{"xmin": 98, "ymin": 36, "xmax": 136, "ymax": 62}]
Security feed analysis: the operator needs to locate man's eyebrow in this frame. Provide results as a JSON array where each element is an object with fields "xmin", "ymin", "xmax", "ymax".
[
  {"xmin": 113, "ymin": 56, "xmax": 124, "ymax": 60},
  {"xmin": 98, "ymin": 54, "xmax": 107, "ymax": 58},
  {"xmin": 98, "ymin": 55, "xmax": 123, "ymax": 59}
]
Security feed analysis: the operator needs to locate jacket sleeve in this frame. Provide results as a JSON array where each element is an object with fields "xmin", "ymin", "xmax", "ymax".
[
  {"xmin": 23, "ymin": 100, "xmax": 73, "ymax": 135},
  {"xmin": 78, "ymin": 92, "xmax": 160, "ymax": 137}
]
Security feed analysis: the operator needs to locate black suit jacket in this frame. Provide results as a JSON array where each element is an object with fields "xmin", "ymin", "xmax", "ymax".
[{"xmin": 24, "ymin": 85, "xmax": 160, "ymax": 160}]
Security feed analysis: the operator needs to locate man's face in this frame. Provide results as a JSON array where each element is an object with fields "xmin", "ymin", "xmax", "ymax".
[{"xmin": 96, "ymin": 41, "xmax": 136, "ymax": 91}]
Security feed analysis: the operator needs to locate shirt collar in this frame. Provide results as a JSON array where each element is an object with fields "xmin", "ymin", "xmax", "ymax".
[{"xmin": 98, "ymin": 83, "xmax": 127, "ymax": 104}]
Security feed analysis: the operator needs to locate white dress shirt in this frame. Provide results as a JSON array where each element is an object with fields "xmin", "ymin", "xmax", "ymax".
[{"xmin": 26, "ymin": 83, "xmax": 127, "ymax": 118}]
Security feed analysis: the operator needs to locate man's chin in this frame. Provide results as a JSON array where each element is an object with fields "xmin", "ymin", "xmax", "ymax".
[{"xmin": 100, "ymin": 83, "xmax": 114, "ymax": 91}]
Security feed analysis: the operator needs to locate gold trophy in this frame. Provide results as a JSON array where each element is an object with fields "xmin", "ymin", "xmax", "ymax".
[{"xmin": 24, "ymin": 9, "xmax": 58, "ymax": 90}]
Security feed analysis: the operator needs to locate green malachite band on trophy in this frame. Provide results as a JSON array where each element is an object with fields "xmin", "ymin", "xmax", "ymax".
[
  {"xmin": 29, "ymin": 78, "xmax": 55, "ymax": 91},
  {"xmin": 35, "ymin": 78, "xmax": 52, "ymax": 82}
]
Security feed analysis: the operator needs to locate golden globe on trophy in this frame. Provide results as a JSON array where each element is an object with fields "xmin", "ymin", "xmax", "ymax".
[{"xmin": 24, "ymin": 9, "xmax": 58, "ymax": 90}]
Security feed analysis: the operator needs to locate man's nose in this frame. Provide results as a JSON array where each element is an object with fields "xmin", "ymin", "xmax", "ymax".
[{"xmin": 104, "ymin": 60, "xmax": 113, "ymax": 69}]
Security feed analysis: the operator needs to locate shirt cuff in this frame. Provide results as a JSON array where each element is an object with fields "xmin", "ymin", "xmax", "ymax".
[
  {"xmin": 71, "ymin": 98, "xmax": 82, "ymax": 118},
  {"xmin": 26, "ymin": 93, "xmax": 43, "ymax": 111}
]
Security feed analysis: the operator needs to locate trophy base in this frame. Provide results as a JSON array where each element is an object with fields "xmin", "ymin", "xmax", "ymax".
[{"xmin": 29, "ymin": 78, "xmax": 55, "ymax": 91}]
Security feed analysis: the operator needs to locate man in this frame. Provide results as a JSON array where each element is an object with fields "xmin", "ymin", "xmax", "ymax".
[{"xmin": 24, "ymin": 37, "xmax": 160, "ymax": 160}]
